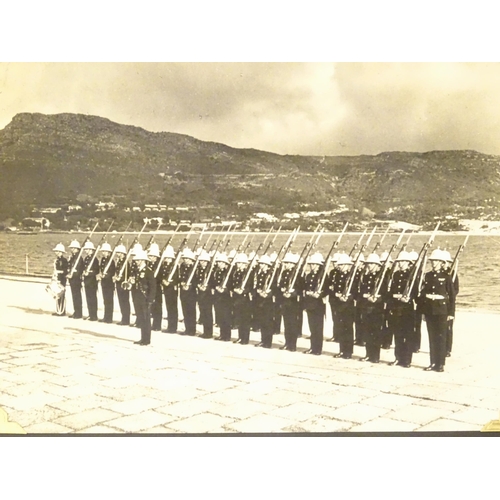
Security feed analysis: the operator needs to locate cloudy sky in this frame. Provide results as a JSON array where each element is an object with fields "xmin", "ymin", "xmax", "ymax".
[{"xmin": 1, "ymin": 62, "xmax": 499, "ymax": 156}]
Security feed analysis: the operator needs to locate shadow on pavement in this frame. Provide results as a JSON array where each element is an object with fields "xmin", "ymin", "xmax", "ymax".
[
  {"xmin": 9, "ymin": 305, "xmax": 50, "ymax": 316},
  {"xmin": 64, "ymin": 327, "xmax": 132, "ymax": 343}
]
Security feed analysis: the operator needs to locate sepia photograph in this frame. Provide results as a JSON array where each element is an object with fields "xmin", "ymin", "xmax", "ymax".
[{"xmin": 2, "ymin": 60, "xmax": 500, "ymax": 438}]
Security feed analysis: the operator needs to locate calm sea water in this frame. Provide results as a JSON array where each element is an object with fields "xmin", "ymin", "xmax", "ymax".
[{"xmin": 1, "ymin": 231, "xmax": 497, "ymax": 312}]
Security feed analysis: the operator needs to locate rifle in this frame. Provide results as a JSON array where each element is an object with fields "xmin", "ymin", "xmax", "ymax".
[
  {"xmin": 400, "ymin": 231, "xmax": 413, "ymax": 252},
  {"xmin": 115, "ymin": 220, "xmax": 149, "ymax": 283},
  {"xmin": 167, "ymin": 229, "xmax": 194, "ymax": 283},
  {"xmin": 263, "ymin": 226, "xmax": 281, "ymax": 255},
  {"xmin": 348, "ymin": 229, "xmax": 367, "ymax": 257},
  {"xmin": 401, "ymin": 222, "xmax": 441, "ymax": 301},
  {"xmin": 341, "ymin": 225, "xmax": 377, "ymax": 300},
  {"xmin": 199, "ymin": 225, "xmax": 233, "ymax": 289},
  {"xmin": 370, "ymin": 229, "xmax": 407, "ymax": 300},
  {"xmin": 67, "ymin": 221, "xmax": 99, "ymax": 279},
  {"xmin": 221, "ymin": 225, "xmax": 238, "ymax": 254},
  {"xmin": 263, "ymin": 227, "xmax": 300, "ymax": 294},
  {"xmin": 449, "ymin": 234, "xmax": 469, "ymax": 283},
  {"xmin": 300, "ymin": 227, "xmax": 325, "ymax": 277},
  {"xmin": 183, "ymin": 227, "xmax": 213, "ymax": 288},
  {"xmin": 102, "ymin": 221, "xmax": 132, "ymax": 276},
  {"xmin": 219, "ymin": 234, "xmax": 253, "ymax": 291},
  {"xmin": 285, "ymin": 224, "xmax": 322, "ymax": 294},
  {"xmin": 276, "ymin": 226, "xmax": 300, "ymax": 285},
  {"xmin": 144, "ymin": 220, "xmax": 164, "ymax": 250},
  {"xmin": 83, "ymin": 221, "xmax": 114, "ymax": 275},
  {"xmin": 315, "ymin": 222, "xmax": 349, "ymax": 293},
  {"xmin": 371, "ymin": 226, "xmax": 390, "ymax": 253},
  {"xmin": 238, "ymin": 226, "xmax": 277, "ymax": 292},
  {"xmin": 153, "ymin": 225, "xmax": 182, "ymax": 278}
]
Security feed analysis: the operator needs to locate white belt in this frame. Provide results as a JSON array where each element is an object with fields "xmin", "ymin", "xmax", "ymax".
[{"xmin": 426, "ymin": 294, "xmax": 445, "ymax": 300}]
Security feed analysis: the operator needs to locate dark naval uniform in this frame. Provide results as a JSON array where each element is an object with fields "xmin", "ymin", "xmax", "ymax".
[
  {"xmin": 418, "ymin": 270, "xmax": 456, "ymax": 371},
  {"xmin": 386, "ymin": 268, "xmax": 416, "ymax": 367},
  {"xmin": 328, "ymin": 268, "xmax": 356, "ymax": 358},
  {"xmin": 99, "ymin": 254, "xmax": 115, "ymax": 323},
  {"xmin": 160, "ymin": 260, "xmax": 179, "ymax": 333},
  {"xmin": 252, "ymin": 266, "xmax": 276, "ymax": 348},
  {"xmin": 231, "ymin": 266, "xmax": 252, "ymax": 344},
  {"xmin": 277, "ymin": 267, "xmax": 302, "ymax": 351},
  {"xmin": 67, "ymin": 251, "xmax": 84, "ymax": 318},
  {"xmin": 195, "ymin": 264, "xmax": 214, "ymax": 338},
  {"xmin": 114, "ymin": 256, "xmax": 131, "ymax": 325},
  {"xmin": 133, "ymin": 264, "xmax": 156, "ymax": 345},
  {"xmin": 150, "ymin": 260, "xmax": 164, "ymax": 331},
  {"xmin": 212, "ymin": 266, "xmax": 233, "ymax": 341},
  {"xmin": 82, "ymin": 253, "xmax": 100, "ymax": 321},
  {"xmin": 179, "ymin": 260, "xmax": 197, "ymax": 336},
  {"xmin": 356, "ymin": 268, "xmax": 386, "ymax": 363},
  {"xmin": 303, "ymin": 267, "xmax": 327, "ymax": 355}
]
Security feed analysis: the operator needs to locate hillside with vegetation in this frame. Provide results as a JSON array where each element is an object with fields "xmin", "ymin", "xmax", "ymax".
[{"xmin": 1, "ymin": 112, "xmax": 500, "ymax": 230}]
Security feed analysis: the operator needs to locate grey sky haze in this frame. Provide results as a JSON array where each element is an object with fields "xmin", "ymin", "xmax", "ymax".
[{"xmin": 1, "ymin": 62, "xmax": 498, "ymax": 156}]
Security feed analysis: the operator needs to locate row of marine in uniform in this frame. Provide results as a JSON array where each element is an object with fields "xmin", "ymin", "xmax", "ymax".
[{"xmin": 50, "ymin": 229, "xmax": 463, "ymax": 373}]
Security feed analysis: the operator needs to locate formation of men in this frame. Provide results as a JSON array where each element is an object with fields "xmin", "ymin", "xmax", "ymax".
[{"xmin": 50, "ymin": 228, "xmax": 463, "ymax": 373}]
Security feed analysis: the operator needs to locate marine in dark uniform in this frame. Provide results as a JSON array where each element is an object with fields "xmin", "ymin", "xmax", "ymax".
[
  {"xmin": 213, "ymin": 253, "xmax": 233, "ymax": 341},
  {"xmin": 159, "ymin": 245, "xmax": 179, "ymax": 333},
  {"xmin": 97, "ymin": 242, "xmax": 115, "ymax": 323},
  {"xmin": 302, "ymin": 252, "xmax": 327, "ymax": 356},
  {"xmin": 231, "ymin": 253, "xmax": 253, "ymax": 344},
  {"xmin": 328, "ymin": 253, "xmax": 356, "ymax": 359},
  {"xmin": 179, "ymin": 248, "xmax": 197, "ymax": 336},
  {"xmin": 356, "ymin": 253, "xmax": 386, "ymax": 363},
  {"xmin": 252, "ymin": 255, "xmax": 276, "ymax": 348},
  {"xmin": 67, "ymin": 240, "xmax": 85, "ymax": 319},
  {"xmin": 195, "ymin": 250, "xmax": 214, "ymax": 339},
  {"xmin": 147, "ymin": 243, "xmax": 163, "ymax": 331},
  {"xmin": 113, "ymin": 244, "xmax": 131, "ymax": 325},
  {"xmin": 386, "ymin": 251, "xmax": 416, "ymax": 368},
  {"xmin": 132, "ymin": 250, "xmax": 156, "ymax": 346},
  {"xmin": 129, "ymin": 243, "xmax": 144, "ymax": 328},
  {"xmin": 51, "ymin": 243, "xmax": 68, "ymax": 316},
  {"xmin": 82, "ymin": 241, "xmax": 99, "ymax": 321},
  {"xmin": 278, "ymin": 253, "xmax": 303, "ymax": 352},
  {"xmin": 418, "ymin": 249, "xmax": 456, "ymax": 372}
]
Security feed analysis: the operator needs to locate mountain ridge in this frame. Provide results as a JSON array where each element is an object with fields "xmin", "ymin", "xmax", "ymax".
[{"xmin": 1, "ymin": 112, "xmax": 499, "ymax": 227}]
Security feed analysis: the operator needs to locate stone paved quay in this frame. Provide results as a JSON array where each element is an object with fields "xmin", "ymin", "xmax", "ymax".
[{"xmin": 1, "ymin": 275, "xmax": 499, "ymax": 434}]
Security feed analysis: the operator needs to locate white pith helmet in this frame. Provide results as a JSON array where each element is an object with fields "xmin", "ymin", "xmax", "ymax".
[
  {"xmin": 148, "ymin": 243, "xmax": 161, "ymax": 258},
  {"xmin": 282, "ymin": 252, "xmax": 297, "ymax": 264},
  {"xmin": 131, "ymin": 243, "xmax": 143, "ymax": 256},
  {"xmin": 234, "ymin": 253, "xmax": 249, "ymax": 264},
  {"xmin": 380, "ymin": 251, "xmax": 392, "ymax": 263},
  {"xmin": 308, "ymin": 252, "xmax": 324, "ymax": 265},
  {"xmin": 198, "ymin": 250, "xmax": 211, "ymax": 262},
  {"xmin": 133, "ymin": 249, "xmax": 149, "ymax": 261},
  {"xmin": 162, "ymin": 245, "xmax": 175, "ymax": 259},
  {"xmin": 366, "ymin": 253, "xmax": 381, "ymax": 265},
  {"xmin": 396, "ymin": 250, "xmax": 412, "ymax": 261},
  {"xmin": 115, "ymin": 244, "xmax": 127, "ymax": 254},
  {"xmin": 429, "ymin": 249, "xmax": 447, "ymax": 261},
  {"xmin": 100, "ymin": 242, "xmax": 112, "ymax": 252},
  {"xmin": 408, "ymin": 251, "xmax": 419, "ymax": 261},
  {"xmin": 259, "ymin": 255, "xmax": 272, "ymax": 266},
  {"xmin": 336, "ymin": 253, "xmax": 353, "ymax": 266},
  {"xmin": 216, "ymin": 252, "xmax": 230, "ymax": 265},
  {"xmin": 69, "ymin": 240, "xmax": 81, "ymax": 249},
  {"xmin": 83, "ymin": 241, "xmax": 95, "ymax": 250},
  {"xmin": 53, "ymin": 243, "xmax": 65, "ymax": 253},
  {"xmin": 182, "ymin": 248, "xmax": 195, "ymax": 261}
]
